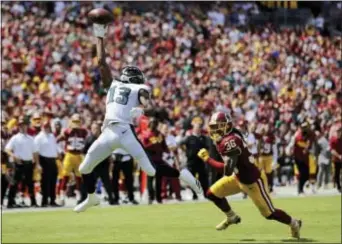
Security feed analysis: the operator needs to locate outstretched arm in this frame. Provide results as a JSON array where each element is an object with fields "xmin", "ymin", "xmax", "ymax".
[
  {"xmin": 197, "ymin": 148, "xmax": 224, "ymax": 173},
  {"xmin": 197, "ymin": 146, "xmax": 240, "ymax": 176},
  {"xmin": 94, "ymin": 24, "xmax": 112, "ymax": 89}
]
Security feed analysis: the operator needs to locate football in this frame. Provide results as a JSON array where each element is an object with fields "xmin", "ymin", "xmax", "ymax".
[{"xmin": 88, "ymin": 8, "xmax": 114, "ymax": 25}]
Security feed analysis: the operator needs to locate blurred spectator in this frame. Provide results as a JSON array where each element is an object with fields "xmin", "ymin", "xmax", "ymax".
[
  {"xmin": 330, "ymin": 127, "xmax": 342, "ymax": 193},
  {"xmin": 1, "ymin": 119, "xmax": 12, "ymax": 206},
  {"xmin": 5, "ymin": 117, "xmax": 39, "ymax": 208},
  {"xmin": 316, "ymin": 130, "xmax": 331, "ymax": 189},
  {"xmin": 276, "ymin": 146, "xmax": 295, "ymax": 186},
  {"xmin": 34, "ymin": 121, "xmax": 60, "ymax": 207},
  {"xmin": 160, "ymin": 123, "xmax": 182, "ymax": 201}
]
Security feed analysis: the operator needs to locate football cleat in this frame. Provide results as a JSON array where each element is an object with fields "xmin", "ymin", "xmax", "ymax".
[
  {"xmin": 73, "ymin": 194, "xmax": 100, "ymax": 213},
  {"xmin": 216, "ymin": 215, "xmax": 241, "ymax": 231},
  {"xmin": 290, "ymin": 219, "xmax": 302, "ymax": 239}
]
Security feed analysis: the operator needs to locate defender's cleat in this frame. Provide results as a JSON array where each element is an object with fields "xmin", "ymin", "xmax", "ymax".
[
  {"xmin": 290, "ymin": 219, "xmax": 302, "ymax": 239},
  {"xmin": 216, "ymin": 215, "xmax": 241, "ymax": 231},
  {"xmin": 73, "ymin": 194, "xmax": 100, "ymax": 213}
]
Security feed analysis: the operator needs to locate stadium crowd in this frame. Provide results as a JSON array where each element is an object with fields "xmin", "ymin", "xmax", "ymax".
[{"xmin": 1, "ymin": 2, "xmax": 341, "ymax": 208}]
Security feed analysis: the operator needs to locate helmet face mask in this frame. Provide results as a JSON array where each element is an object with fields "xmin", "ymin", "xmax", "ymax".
[
  {"xmin": 209, "ymin": 122, "xmax": 232, "ymax": 142},
  {"xmin": 208, "ymin": 112, "xmax": 233, "ymax": 143},
  {"xmin": 120, "ymin": 66, "xmax": 146, "ymax": 84}
]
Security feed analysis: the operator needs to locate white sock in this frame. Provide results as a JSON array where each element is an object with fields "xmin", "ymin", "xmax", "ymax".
[
  {"xmin": 225, "ymin": 210, "xmax": 237, "ymax": 219},
  {"xmin": 290, "ymin": 218, "xmax": 297, "ymax": 226},
  {"xmin": 179, "ymin": 168, "xmax": 201, "ymax": 193}
]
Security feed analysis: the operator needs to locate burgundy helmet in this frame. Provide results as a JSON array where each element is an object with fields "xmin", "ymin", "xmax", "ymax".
[{"xmin": 208, "ymin": 111, "xmax": 233, "ymax": 142}]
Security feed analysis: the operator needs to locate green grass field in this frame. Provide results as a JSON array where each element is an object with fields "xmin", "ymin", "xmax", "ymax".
[{"xmin": 2, "ymin": 195, "xmax": 341, "ymax": 243}]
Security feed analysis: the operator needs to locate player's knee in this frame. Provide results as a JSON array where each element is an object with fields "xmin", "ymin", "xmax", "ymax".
[{"xmin": 206, "ymin": 189, "xmax": 219, "ymax": 201}]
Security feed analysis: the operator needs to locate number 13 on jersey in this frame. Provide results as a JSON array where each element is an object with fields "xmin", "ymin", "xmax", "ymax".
[{"xmin": 107, "ymin": 86, "xmax": 131, "ymax": 105}]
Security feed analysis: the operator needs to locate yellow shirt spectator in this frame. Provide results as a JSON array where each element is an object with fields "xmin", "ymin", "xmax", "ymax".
[
  {"xmin": 7, "ymin": 118, "xmax": 17, "ymax": 131},
  {"xmin": 153, "ymin": 87, "xmax": 161, "ymax": 98},
  {"xmin": 279, "ymin": 86, "xmax": 296, "ymax": 100},
  {"xmin": 39, "ymin": 80, "xmax": 50, "ymax": 93}
]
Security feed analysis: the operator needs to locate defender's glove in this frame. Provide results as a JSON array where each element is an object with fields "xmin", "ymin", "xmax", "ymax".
[
  {"xmin": 197, "ymin": 148, "xmax": 210, "ymax": 162},
  {"xmin": 93, "ymin": 23, "xmax": 108, "ymax": 38}
]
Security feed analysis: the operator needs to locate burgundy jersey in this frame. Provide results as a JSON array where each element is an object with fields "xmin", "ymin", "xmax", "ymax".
[
  {"xmin": 217, "ymin": 130, "xmax": 260, "ymax": 184},
  {"xmin": 63, "ymin": 128, "xmax": 88, "ymax": 153},
  {"xmin": 294, "ymin": 129, "xmax": 315, "ymax": 163},
  {"xmin": 141, "ymin": 129, "xmax": 168, "ymax": 162}
]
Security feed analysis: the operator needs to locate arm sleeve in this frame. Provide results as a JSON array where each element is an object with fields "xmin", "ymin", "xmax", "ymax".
[{"xmin": 207, "ymin": 157, "xmax": 225, "ymax": 172}]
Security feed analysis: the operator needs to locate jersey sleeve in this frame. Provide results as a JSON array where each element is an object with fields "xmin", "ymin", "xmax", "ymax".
[
  {"xmin": 207, "ymin": 158, "xmax": 225, "ymax": 172},
  {"xmin": 219, "ymin": 135, "xmax": 243, "ymax": 157}
]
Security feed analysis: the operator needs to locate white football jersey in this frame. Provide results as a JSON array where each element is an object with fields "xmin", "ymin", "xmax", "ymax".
[{"xmin": 104, "ymin": 81, "xmax": 150, "ymax": 124}]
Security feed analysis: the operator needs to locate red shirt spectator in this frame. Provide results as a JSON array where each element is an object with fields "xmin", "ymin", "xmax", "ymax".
[{"xmin": 330, "ymin": 128, "xmax": 342, "ymax": 163}]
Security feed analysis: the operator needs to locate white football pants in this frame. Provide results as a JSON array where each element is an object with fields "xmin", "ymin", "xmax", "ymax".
[{"xmin": 79, "ymin": 123, "xmax": 156, "ymax": 176}]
